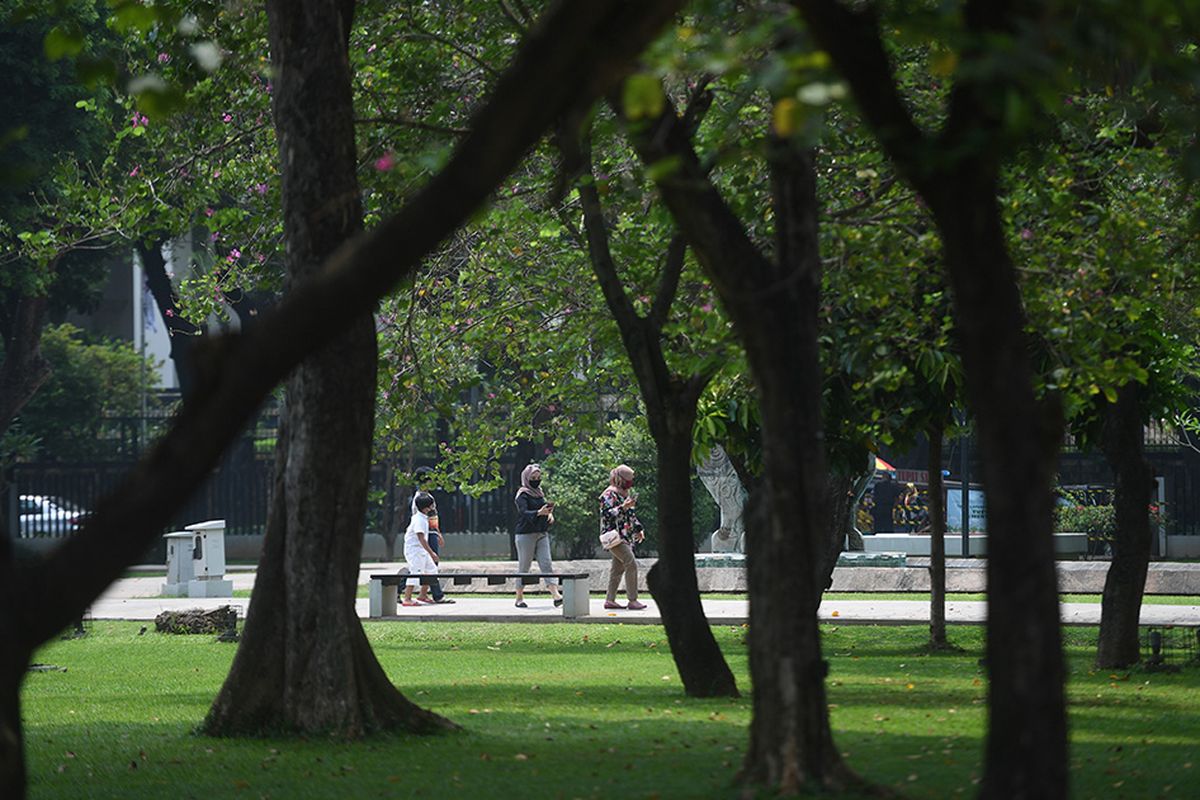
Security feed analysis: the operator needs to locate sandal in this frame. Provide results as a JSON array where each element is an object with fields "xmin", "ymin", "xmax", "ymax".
[
  {"xmin": 433, "ymin": 597, "xmax": 456, "ymax": 604},
  {"xmin": 401, "ymin": 600, "xmax": 420, "ymax": 607},
  {"xmin": 514, "ymin": 600, "xmax": 528, "ymax": 608},
  {"xmin": 553, "ymin": 598, "xmax": 564, "ymax": 608}
]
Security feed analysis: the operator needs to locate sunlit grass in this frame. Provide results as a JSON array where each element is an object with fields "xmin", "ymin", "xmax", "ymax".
[{"xmin": 22, "ymin": 621, "xmax": 1200, "ymax": 798}]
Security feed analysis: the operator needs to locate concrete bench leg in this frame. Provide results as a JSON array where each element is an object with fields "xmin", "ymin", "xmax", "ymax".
[
  {"xmin": 369, "ymin": 580, "xmax": 398, "ymax": 617},
  {"xmin": 561, "ymin": 577, "xmax": 590, "ymax": 619}
]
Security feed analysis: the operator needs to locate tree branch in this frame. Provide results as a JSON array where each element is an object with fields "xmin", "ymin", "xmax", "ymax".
[
  {"xmin": 355, "ymin": 115, "xmax": 470, "ymax": 136},
  {"xmin": 649, "ymin": 233, "xmax": 686, "ymax": 330},
  {"xmin": 790, "ymin": 1, "xmax": 933, "ymax": 192},
  {"xmin": 609, "ymin": 85, "xmax": 777, "ymax": 304}
]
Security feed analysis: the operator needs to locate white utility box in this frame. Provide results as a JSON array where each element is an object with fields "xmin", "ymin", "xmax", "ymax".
[
  {"xmin": 162, "ymin": 531, "xmax": 196, "ymax": 596},
  {"xmin": 183, "ymin": 519, "xmax": 233, "ymax": 597}
]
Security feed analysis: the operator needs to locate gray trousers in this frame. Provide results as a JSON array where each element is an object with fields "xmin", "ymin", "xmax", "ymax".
[
  {"xmin": 606, "ymin": 541, "xmax": 638, "ymax": 602},
  {"xmin": 515, "ymin": 532, "xmax": 558, "ymax": 585}
]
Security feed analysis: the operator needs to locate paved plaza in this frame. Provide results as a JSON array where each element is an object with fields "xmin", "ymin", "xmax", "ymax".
[{"xmin": 88, "ymin": 560, "xmax": 1200, "ymax": 627}]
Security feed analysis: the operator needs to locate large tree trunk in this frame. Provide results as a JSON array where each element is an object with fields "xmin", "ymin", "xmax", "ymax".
[
  {"xmin": 932, "ymin": 181, "xmax": 1067, "ymax": 800},
  {"xmin": 203, "ymin": 0, "xmax": 451, "ymax": 736},
  {"xmin": 647, "ymin": 422, "xmax": 740, "ymax": 697},
  {"xmin": 739, "ymin": 140, "xmax": 854, "ymax": 792},
  {"xmin": 1096, "ymin": 383, "xmax": 1155, "ymax": 668},
  {"xmin": 0, "ymin": 583, "xmax": 28, "ymax": 800},
  {"xmin": 790, "ymin": 4, "xmax": 1070, "ymax": 793},
  {"xmin": 927, "ymin": 424, "xmax": 948, "ymax": 649}
]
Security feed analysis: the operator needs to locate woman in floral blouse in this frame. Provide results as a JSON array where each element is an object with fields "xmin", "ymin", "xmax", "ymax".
[{"xmin": 599, "ymin": 464, "xmax": 647, "ymax": 610}]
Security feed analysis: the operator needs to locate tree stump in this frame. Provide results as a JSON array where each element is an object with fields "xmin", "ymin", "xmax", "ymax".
[{"xmin": 154, "ymin": 606, "xmax": 238, "ymax": 636}]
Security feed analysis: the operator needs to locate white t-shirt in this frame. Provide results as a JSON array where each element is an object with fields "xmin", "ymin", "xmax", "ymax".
[{"xmin": 405, "ymin": 510, "xmax": 431, "ymax": 551}]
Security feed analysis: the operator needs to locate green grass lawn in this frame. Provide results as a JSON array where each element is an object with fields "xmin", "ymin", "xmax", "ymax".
[{"xmin": 22, "ymin": 622, "xmax": 1200, "ymax": 799}]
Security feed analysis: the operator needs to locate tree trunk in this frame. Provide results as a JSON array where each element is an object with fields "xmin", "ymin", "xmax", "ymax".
[
  {"xmin": 647, "ymin": 423, "xmax": 740, "ymax": 697},
  {"xmin": 0, "ymin": 293, "xmax": 51, "ymax": 439},
  {"xmin": 818, "ymin": 470, "xmax": 861, "ymax": 584},
  {"xmin": 138, "ymin": 238, "xmax": 201, "ymax": 399},
  {"xmin": 203, "ymin": 0, "xmax": 451, "ymax": 737},
  {"xmin": 0, "ymin": 580, "xmax": 29, "ymax": 800},
  {"xmin": 1096, "ymin": 382, "xmax": 1154, "ymax": 668},
  {"xmin": 927, "ymin": 424, "xmax": 948, "ymax": 649},
  {"xmin": 932, "ymin": 181, "xmax": 1067, "ymax": 800},
  {"xmin": 622, "ymin": 102, "xmax": 856, "ymax": 791},
  {"xmin": 569, "ymin": 129, "xmax": 737, "ymax": 698}
]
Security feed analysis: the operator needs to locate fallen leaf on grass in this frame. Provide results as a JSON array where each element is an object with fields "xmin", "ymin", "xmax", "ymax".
[{"xmin": 514, "ymin": 753, "xmax": 529, "ymax": 761}]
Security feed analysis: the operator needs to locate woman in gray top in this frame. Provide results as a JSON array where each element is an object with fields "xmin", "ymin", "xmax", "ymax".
[{"xmin": 513, "ymin": 463, "xmax": 563, "ymax": 608}]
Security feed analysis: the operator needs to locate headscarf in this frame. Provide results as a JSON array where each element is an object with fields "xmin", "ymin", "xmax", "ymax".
[
  {"xmin": 514, "ymin": 463, "xmax": 545, "ymax": 503},
  {"xmin": 604, "ymin": 464, "xmax": 635, "ymax": 498}
]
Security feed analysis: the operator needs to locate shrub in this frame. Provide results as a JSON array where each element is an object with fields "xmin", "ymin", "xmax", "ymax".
[{"xmin": 542, "ymin": 418, "xmax": 718, "ymax": 558}]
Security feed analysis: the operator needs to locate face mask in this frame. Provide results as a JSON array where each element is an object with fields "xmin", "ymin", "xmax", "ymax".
[{"xmin": 528, "ymin": 478, "xmax": 541, "ymax": 488}]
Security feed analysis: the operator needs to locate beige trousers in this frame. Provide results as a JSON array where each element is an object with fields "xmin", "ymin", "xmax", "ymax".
[{"xmin": 606, "ymin": 541, "xmax": 638, "ymax": 602}]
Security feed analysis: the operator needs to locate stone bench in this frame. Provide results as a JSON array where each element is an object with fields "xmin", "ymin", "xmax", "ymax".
[{"xmin": 368, "ymin": 572, "xmax": 591, "ymax": 618}]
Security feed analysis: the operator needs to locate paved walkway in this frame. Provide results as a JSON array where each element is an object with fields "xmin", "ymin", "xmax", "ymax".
[{"xmin": 91, "ymin": 566, "xmax": 1200, "ymax": 626}]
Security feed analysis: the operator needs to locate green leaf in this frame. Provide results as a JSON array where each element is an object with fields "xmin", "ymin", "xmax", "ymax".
[
  {"xmin": 622, "ymin": 73, "xmax": 664, "ymax": 121},
  {"xmin": 111, "ymin": 2, "xmax": 161, "ymax": 35},
  {"xmin": 44, "ymin": 26, "xmax": 85, "ymax": 61}
]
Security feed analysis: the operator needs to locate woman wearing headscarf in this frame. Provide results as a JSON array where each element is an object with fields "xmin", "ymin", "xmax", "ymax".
[
  {"xmin": 513, "ymin": 463, "xmax": 563, "ymax": 608},
  {"xmin": 599, "ymin": 464, "xmax": 647, "ymax": 610}
]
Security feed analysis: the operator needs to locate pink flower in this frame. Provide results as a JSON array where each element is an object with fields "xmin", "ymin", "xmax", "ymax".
[
  {"xmin": 701, "ymin": 303, "xmax": 713, "ymax": 312},
  {"xmin": 222, "ymin": 113, "xmax": 233, "ymax": 123},
  {"xmin": 204, "ymin": 207, "xmax": 215, "ymax": 217},
  {"xmin": 210, "ymin": 231, "xmax": 220, "ymax": 242},
  {"xmin": 1020, "ymin": 228, "xmax": 1033, "ymax": 241},
  {"xmin": 128, "ymin": 165, "xmax": 140, "ymax": 177},
  {"xmin": 374, "ymin": 152, "xmax": 395, "ymax": 172},
  {"xmin": 256, "ymin": 253, "xmax": 266, "ymax": 263},
  {"xmin": 488, "ymin": 392, "xmax": 496, "ymax": 399},
  {"xmin": 226, "ymin": 248, "xmax": 242, "ymax": 263},
  {"xmin": 212, "ymin": 170, "xmax": 221, "ymax": 179},
  {"xmin": 164, "ymin": 308, "xmax": 174, "ymax": 317},
  {"xmin": 253, "ymin": 183, "xmax": 268, "ymax": 196},
  {"xmin": 367, "ymin": 44, "xmax": 377, "ymax": 53},
  {"xmin": 157, "ymin": 52, "xmax": 171, "ymax": 64}
]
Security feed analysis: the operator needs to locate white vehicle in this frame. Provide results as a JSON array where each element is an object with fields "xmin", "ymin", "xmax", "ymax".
[{"xmin": 18, "ymin": 495, "xmax": 86, "ymax": 537}]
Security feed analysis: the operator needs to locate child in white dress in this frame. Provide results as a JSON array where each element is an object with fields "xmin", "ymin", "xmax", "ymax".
[{"xmin": 403, "ymin": 492, "xmax": 440, "ymax": 606}]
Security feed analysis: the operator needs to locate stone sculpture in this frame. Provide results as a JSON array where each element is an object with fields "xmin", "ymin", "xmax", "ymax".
[{"xmin": 698, "ymin": 446, "xmax": 747, "ymax": 553}]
